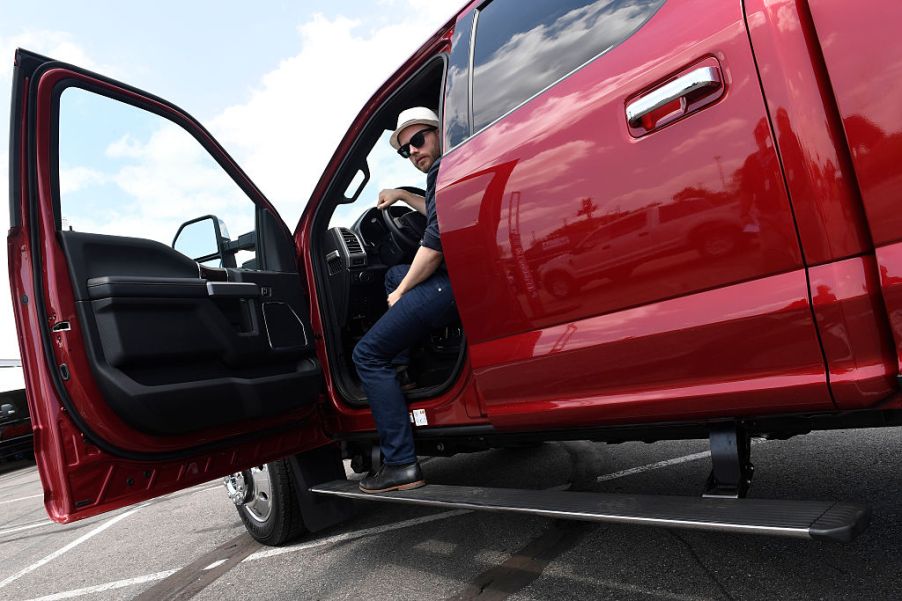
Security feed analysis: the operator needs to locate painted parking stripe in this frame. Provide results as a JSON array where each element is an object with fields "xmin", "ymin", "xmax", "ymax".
[
  {"xmin": 0, "ymin": 503, "xmax": 147, "ymax": 590},
  {"xmin": 131, "ymin": 533, "xmax": 260, "ymax": 601},
  {"xmin": 246, "ymin": 508, "xmax": 472, "ymax": 561},
  {"xmin": 597, "ymin": 439, "xmax": 768, "ymax": 482},
  {"xmin": 15, "ymin": 511, "xmax": 470, "ymax": 601},
  {"xmin": 13, "ymin": 447, "xmax": 725, "ymax": 600},
  {"xmin": 0, "ymin": 493, "xmax": 43, "ymax": 505},
  {"xmin": 0, "ymin": 486, "xmax": 218, "ymax": 539},
  {"xmin": 203, "ymin": 559, "xmax": 227, "ymax": 570},
  {"xmin": 21, "ymin": 571, "xmax": 177, "ymax": 601},
  {"xmin": 596, "ymin": 450, "xmax": 714, "ymax": 482},
  {"xmin": 0, "ymin": 519, "xmax": 52, "ymax": 537}
]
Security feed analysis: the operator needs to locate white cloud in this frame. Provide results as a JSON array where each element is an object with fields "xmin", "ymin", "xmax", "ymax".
[
  {"xmin": 0, "ymin": 4, "xmax": 461, "ymax": 360},
  {"xmin": 471, "ymin": 1, "xmax": 650, "ymax": 130},
  {"xmin": 208, "ymin": 4, "xmax": 458, "ymax": 228},
  {"xmin": 59, "ymin": 166, "xmax": 108, "ymax": 195},
  {"xmin": 64, "ymin": 121, "xmax": 256, "ymax": 245},
  {"xmin": 0, "ymin": 29, "xmax": 118, "ymax": 85},
  {"xmin": 105, "ymin": 134, "xmax": 145, "ymax": 159},
  {"xmin": 0, "ymin": 31, "xmax": 107, "ymax": 359}
]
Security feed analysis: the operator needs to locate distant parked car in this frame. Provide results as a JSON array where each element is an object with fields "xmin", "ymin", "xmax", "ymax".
[{"xmin": 0, "ymin": 361, "xmax": 32, "ymax": 462}]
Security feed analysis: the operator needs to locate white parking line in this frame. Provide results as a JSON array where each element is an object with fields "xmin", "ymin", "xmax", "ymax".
[
  {"xmin": 597, "ymin": 439, "xmax": 768, "ymax": 482},
  {"xmin": 0, "ymin": 519, "xmax": 51, "ymax": 537},
  {"xmin": 11, "ymin": 447, "xmax": 723, "ymax": 600},
  {"xmin": 203, "ymin": 559, "xmax": 227, "ymax": 570},
  {"xmin": 597, "ymin": 450, "xmax": 713, "ymax": 481},
  {"xmin": 16, "ymin": 511, "xmax": 471, "ymax": 601},
  {"xmin": 0, "ymin": 493, "xmax": 43, "ymax": 505},
  {"xmin": 0, "ymin": 483, "xmax": 216, "ymax": 539},
  {"xmin": 0, "ymin": 504, "xmax": 147, "ymax": 590},
  {"xmin": 0, "ymin": 470, "xmax": 39, "ymax": 485},
  {"xmin": 246, "ymin": 508, "xmax": 472, "ymax": 561},
  {"xmin": 21, "ymin": 570, "xmax": 178, "ymax": 601}
]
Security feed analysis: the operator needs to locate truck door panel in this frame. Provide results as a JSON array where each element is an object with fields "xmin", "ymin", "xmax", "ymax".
[
  {"xmin": 438, "ymin": 0, "xmax": 833, "ymax": 428},
  {"xmin": 61, "ymin": 231, "xmax": 320, "ymax": 436},
  {"xmin": 9, "ymin": 51, "xmax": 329, "ymax": 522}
]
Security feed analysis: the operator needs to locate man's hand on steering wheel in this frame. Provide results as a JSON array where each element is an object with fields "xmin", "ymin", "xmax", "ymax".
[
  {"xmin": 377, "ymin": 188, "xmax": 408, "ymax": 210},
  {"xmin": 377, "ymin": 186, "xmax": 428, "ymax": 253}
]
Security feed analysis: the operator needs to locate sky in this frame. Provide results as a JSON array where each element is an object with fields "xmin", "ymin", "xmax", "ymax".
[{"xmin": 0, "ymin": 0, "xmax": 464, "ymax": 360}]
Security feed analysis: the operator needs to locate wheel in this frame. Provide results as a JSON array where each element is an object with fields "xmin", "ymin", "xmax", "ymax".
[
  {"xmin": 697, "ymin": 228, "xmax": 738, "ymax": 258},
  {"xmin": 223, "ymin": 460, "xmax": 306, "ymax": 546},
  {"xmin": 545, "ymin": 272, "xmax": 576, "ymax": 298}
]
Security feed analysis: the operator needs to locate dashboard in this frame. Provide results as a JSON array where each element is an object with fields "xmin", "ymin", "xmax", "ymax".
[{"xmin": 320, "ymin": 206, "xmax": 413, "ymax": 328}]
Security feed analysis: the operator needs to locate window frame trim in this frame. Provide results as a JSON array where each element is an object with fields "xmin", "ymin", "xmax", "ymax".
[
  {"xmin": 467, "ymin": 8, "xmax": 479, "ymax": 140},
  {"xmin": 51, "ymin": 79, "xmax": 266, "ymax": 267},
  {"xmin": 444, "ymin": 0, "xmax": 667, "ymax": 156}
]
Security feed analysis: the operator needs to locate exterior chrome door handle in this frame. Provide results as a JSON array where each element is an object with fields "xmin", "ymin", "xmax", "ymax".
[{"xmin": 626, "ymin": 66, "xmax": 722, "ymax": 128}]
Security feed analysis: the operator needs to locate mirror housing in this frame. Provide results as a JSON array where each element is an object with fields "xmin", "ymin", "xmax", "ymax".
[
  {"xmin": 173, "ymin": 215, "xmax": 258, "ymax": 269},
  {"xmin": 172, "ymin": 215, "xmax": 234, "ymax": 267}
]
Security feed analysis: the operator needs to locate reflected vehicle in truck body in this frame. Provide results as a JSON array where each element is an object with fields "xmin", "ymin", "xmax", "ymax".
[
  {"xmin": 0, "ymin": 362, "xmax": 32, "ymax": 462},
  {"xmin": 8, "ymin": 0, "xmax": 902, "ymax": 545},
  {"xmin": 536, "ymin": 195, "xmax": 753, "ymax": 298}
]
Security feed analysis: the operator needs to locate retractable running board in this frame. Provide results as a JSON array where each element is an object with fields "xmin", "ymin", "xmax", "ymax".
[{"xmin": 310, "ymin": 480, "xmax": 869, "ymax": 543}]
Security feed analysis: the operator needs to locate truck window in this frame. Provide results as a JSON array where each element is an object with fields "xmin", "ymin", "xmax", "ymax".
[
  {"xmin": 444, "ymin": 10, "xmax": 476, "ymax": 149},
  {"xmin": 471, "ymin": 0, "xmax": 666, "ymax": 133},
  {"xmin": 57, "ymin": 87, "xmax": 258, "ymax": 267}
]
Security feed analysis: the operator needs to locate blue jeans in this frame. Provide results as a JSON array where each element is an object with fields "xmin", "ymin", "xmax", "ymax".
[{"xmin": 352, "ymin": 264, "xmax": 457, "ymax": 465}]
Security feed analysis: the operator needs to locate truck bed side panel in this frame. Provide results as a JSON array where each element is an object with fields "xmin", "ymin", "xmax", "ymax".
[
  {"xmin": 745, "ymin": 0, "xmax": 897, "ymax": 407},
  {"xmin": 808, "ymin": 0, "xmax": 902, "ymax": 379}
]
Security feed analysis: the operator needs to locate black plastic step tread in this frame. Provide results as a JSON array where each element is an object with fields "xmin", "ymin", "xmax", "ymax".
[{"xmin": 310, "ymin": 480, "xmax": 869, "ymax": 542}]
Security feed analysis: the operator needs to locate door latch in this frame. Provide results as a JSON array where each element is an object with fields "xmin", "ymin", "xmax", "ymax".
[{"xmin": 51, "ymin": 321, "xmax": 71, "ymax": 332}]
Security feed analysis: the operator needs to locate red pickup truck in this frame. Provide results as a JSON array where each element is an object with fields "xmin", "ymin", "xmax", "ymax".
[{"xmin": 8, "ymin": 0, "xmax": 902, "ymax": 545}]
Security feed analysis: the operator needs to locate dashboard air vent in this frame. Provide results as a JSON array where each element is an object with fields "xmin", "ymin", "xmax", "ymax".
[{"xmin": 340, "ymin": 229, "xmax": 363, "ymax": 254}]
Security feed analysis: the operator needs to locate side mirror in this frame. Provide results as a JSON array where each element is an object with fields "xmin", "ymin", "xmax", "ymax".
[{"xmin": 173, "ymin": 215, "xmax": 234, "ymax": 267}]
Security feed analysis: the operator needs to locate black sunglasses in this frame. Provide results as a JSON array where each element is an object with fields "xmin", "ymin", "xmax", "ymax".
[{"xmin": 397, "ymin": 127, "xmax": 436, "ymax": 158}]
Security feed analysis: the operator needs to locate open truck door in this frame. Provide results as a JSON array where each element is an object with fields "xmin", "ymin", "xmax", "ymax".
[{"xmin": 7, "ymin": 50, "xmax": 336, "ymax": 524}]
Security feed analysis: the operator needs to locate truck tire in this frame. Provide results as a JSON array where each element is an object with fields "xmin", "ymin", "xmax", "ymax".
[
  {"xmin": 695, "ymin": 226, "xmax": 738, "ymax": 258},
  {"xmin": 545, "ymin": 272, "xmax": 576, "ymax": 298},
  {"xmin": 224, "ymin": 460, "xmax": 307, "ymax": 546}
]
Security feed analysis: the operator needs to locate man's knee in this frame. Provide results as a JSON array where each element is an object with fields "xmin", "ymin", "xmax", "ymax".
[
  {"xmin": 351, "ymin": 339, "xmax": 370, "ymax": 368},
  {"xmin": 352, "ymin": 337, "xmax": 391, "ymax": 370},
  {"xmin": 385, "ymin": 264, "xmax": 410, "ymax": 293}
]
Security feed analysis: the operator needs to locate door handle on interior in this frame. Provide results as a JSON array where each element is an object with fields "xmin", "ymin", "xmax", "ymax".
[{"xmin": 626, "ymin": 66, "xmax": 722, "ymax": 128}]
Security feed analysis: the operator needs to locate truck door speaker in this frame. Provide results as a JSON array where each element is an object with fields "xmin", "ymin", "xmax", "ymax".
[{"xmin": 262, "ymin": 302, "xmax": 309, "ymax": 352}]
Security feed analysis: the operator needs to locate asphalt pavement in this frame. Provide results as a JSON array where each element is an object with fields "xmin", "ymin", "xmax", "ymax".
[{"xmin": 1, "ymin": 429, "xmax": 901, "ymax": 600}]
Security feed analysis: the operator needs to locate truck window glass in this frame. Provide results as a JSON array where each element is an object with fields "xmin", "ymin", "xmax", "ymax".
[
  {"xmin": 328, "ymin": 128, "xmax": 426, "ymax": 229},
  {"xmin": 472, "ymin": 0, "xmax": 666, "ymax": 133},
  {"xmin": 57, "ymin": 87, "xmax": 258, "ymax": 267},
  {"xmin": 443, "ymin": 10, "xmax": 475, "ymax": 149}
]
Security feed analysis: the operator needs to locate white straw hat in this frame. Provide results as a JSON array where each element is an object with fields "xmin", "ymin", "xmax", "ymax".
[{"xmin": 390, "ymin": 107, "xmax": 440, "ymax": 150}]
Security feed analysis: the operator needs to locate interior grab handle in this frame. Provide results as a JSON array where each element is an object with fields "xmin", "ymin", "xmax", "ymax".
[{"xmin": 626, "ymin": 66, "xmax": 722, "ymax": 128}]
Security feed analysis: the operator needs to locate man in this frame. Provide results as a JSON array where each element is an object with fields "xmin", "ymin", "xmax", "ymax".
[{"xmin": 352, "ymin": 107, "xmax": 456, "ymax": 493}]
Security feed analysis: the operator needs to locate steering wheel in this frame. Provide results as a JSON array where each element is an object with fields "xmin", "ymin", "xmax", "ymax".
[{"xmin": 382, "ymin": 186, "xmax": 427, "ymax": 252}]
